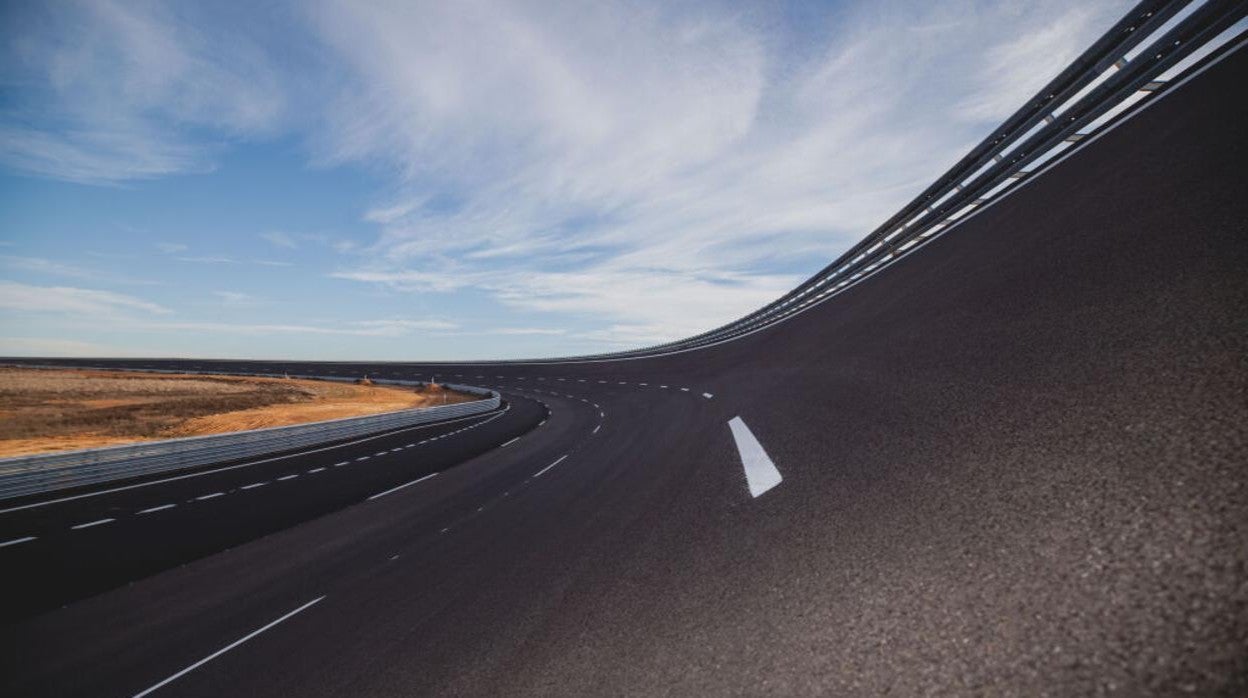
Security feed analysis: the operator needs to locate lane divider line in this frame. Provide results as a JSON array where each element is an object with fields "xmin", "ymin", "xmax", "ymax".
[
  {"xmin": 368, "ymin": 472, "xmax": 438, "ymax": 500},
  {"xmin": 0, "ymin": 536, "xmax": 36, "ymax": 548},
  {"xmin": 196, "ymin": 492, "xmax": 225, "ymax": 501},
  {"xmin": 501, "ymin": 437, "xmax": 520, "ymax": 448},
  {"xmin": 131, "ymin": 596, "xmax": 326, "ymax": 698},
  {"xmin": 534, "ymin": 454, "xmax": 568, "ymax": 478},
  {"xmin": 0, "ymin": 408, "xmax": 505, "ymax": 516},
  {"xmin": 71, "ymin": 518, "xmax": 116, "ymax": 530},
  {"xmin": 728, "ymin": 416, "xmax": 783, "ymax": 498},
  {"xmin": 137, "ymin": 503, "xmax": 177, "ymax": 514}
]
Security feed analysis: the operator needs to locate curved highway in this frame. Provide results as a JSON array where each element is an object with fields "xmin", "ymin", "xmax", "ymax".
[{"xmin": 1, "ymin": 32, "xmax": 1246, "ymax": 698}]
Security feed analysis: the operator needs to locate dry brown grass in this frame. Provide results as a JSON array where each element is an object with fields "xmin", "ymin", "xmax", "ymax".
[{"xmin": 0, "ymin": 367, "xmax": 476, "ymax": 458}]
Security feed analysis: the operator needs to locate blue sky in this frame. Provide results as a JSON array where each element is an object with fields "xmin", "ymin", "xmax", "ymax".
[{"xmin": 0, "ymin": 0, "xmax": 1133, "ymax": 360}]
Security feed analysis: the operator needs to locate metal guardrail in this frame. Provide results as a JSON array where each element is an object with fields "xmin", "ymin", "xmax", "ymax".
[
  {"xmin": 553, "ymin": 0, "xmax": 1248, "ymax": 361},
  {"xmin": 0, "ymin": 371, "xmax": 501, "ymax": 502},
  {"xmin": 600, "ymin": 0, "xmax": 1248, "ymax": 358}
]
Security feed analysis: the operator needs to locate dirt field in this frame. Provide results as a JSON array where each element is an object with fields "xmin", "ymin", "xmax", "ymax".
[{"xmin": 0, "ymin": 367, "xmax": 477, "ymax": 458}]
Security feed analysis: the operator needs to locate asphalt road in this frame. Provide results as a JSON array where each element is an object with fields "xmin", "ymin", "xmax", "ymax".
[{"xmin": 1, "ymin": 37, "xmax": 1246, "ymax": 698}]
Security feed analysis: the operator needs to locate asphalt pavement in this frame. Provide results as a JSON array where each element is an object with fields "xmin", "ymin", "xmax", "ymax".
[{"xmin": 0, "ymin": 36, "xmax": 1245, "ymax": 698}]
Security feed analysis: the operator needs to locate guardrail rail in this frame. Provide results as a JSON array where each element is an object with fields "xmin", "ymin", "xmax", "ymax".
[{"xmin": 0, "ymin": 373, "xmax": 501, "ymax": 502}]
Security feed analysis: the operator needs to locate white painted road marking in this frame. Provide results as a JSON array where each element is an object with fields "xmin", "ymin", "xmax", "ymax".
[
  {"xmin": 501, "ymin": 437, "xmax": 520, "ymax": 448},
  {"xmin": 703, "ymin": 392, "xmax": 714, "ymax": 399},
  {"xmin": 728, "ymin": 416, "xmax": 783, "ymax": 498},
  {"xmin": 196, "ymin": 492, "xmax": 225, "ymax": 501},
  {"xmin": 132, "ymin": 596, "xmax": 326, "ymax": 698},
  {"xmin": 307, "ymin": 467, "xmax": 326, "ymax": 474},
  {"xmin": 592, "ymin": 425, "xmax": 601, "ymax": 434},
  {"xmin": 276, "ymin": 474, "xmax": 299, "ymax": 481},
  {"xmin": 240, "ymin": 482, "xmax": 267, "ymax": 490},
  {"xmin": 368, "ymin": 472, "xmax": 438, "ymax": 500},
  {"xmin": 534, "ymin": 454, "xmax": 568, "ymax": 477},
  {"xmin": 137, "ymin": 503, "xmax": 177, "ymax": 514},
  {"xmin": 71, "ymin": 518, "xmax": 115, "ymax": 530},
  {"xmin": 0, "ymin": 536, "xmax": 37, "ymax": 548},
  {"xmin": 0, "ymin": 409, "xmax": 504, "ymax": 516}
]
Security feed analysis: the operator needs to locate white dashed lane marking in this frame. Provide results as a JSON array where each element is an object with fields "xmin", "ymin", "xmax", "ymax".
[
  {"xmin": 0, "ymin": 536, "xmax": 37, "ymax": 548},
  {"xmin": 137, "ymin": 503, "xmax": 177, "ymax": 514},
  {"xmin": 71, "ymin": 518, "xmax": 115, "ymax": 530}
]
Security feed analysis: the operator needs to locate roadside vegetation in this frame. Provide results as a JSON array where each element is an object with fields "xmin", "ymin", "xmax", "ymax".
[{"xmin": 0, "ymin": 367, "xmax": 475, "ymax": 457}]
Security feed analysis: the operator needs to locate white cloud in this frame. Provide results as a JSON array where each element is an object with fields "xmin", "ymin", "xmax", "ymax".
[
  {"xmin": 954, "ymin": 6, "xmax": 1106, "ymax": 123},
  {"xmin": 212, "ymin": 290, "xmax": 258, "ymax": 305},
  {"xmin": 489, "ymin": 328, "xmax": 566, "ymax": 336},
  {"xmin": 0, "ymin": 280, "xmax": 172, "ymax": 316},
  {"xmin": 260, "ymin": 231, "xmax": 299, "ymax": 249},
  {"xmin": 176, "ymin": 256, "xmax": 293, "ymax": 267},
  {"xmin": 0, "ymin": 254, "xmax": 157, "ymax": 285},
  {"xmin": 0, "ymin": 337, "xmax": 122, "ymax": 357},
  {"xmin": 1, "ymin": 1, "xmax": 286, "ymax": 183},
  {"xmin": 1, "ymin": 0, "xmax": 1137, "ymax": 352},
  {"xmin": 315, "ymin": 0, "xmax": 1131, "ymax": 345}
]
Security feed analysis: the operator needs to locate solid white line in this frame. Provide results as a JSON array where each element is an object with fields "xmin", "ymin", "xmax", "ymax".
[
  {"xmin": 138, "ymin": 503, "xmax": 177, "ymax": 514},
  {"xmin": 0, "ymin": 408, "xmax": 505, "ymax": 515},
  {"xmin": 132, "ymin": 596, "xmax": 326, "ymax": 698},
  {"xmin": 276, "ymin": 474, "xmax": 299, "ymax": 481},
  {"xmin": 196, "ymin": 492, "xmax": 225, "ymax": 500},
  {"xmin": 0, "ymin": 536, "xmax": 36, "ymax": 548},
  {"xmin": 72, "ymin": 518, "xmax": 116, "ymax": 530},
  {"xmin": 703, "ymin": 392, "xmax": 714, "ymax": 399},
  {"xmin": 240, "ymin": 482, "xmax": 267, "ymax": 490},
  {"xmin": 728, "ymin": 416, "xmax": 782, "ymax": 498},
  {"xmin": 501, "ymin": 437, "xmax": 520, "ymax": 448},
  {"xmin": 368, "ymin": 472, "xmax": 438, "ymax": 500},
  {"xmin": 534, "ymin": 455, "xmax": 568, "ymax": 478}
]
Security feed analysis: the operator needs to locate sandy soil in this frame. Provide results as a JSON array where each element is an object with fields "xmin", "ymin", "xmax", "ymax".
[{"xmin": 0, "ymin": 367, "xmax": 476, "ymax": 458}]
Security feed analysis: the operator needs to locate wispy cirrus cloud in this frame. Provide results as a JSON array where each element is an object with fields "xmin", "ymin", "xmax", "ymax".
[
  {"xmin": 0, "ymin": 255, "xmax": 158, "ymax": 285},
  {"xmin": 1, "ymin": 0, "xmax": 1137, "ymax": 354},
  {"xmin": 312, "ymin": 0, "xmax": 1133, "ymax": 345},
  {"xmin": 1, "ymin": 1, "xmax": 287, "ymax": 184},
  {"xmin": 176, "ymin": 256, "xmax": 293, "ymax": 267},
  {"xmin": 0, "ymin": 280, "xmax": 171, "ymax": 316}
]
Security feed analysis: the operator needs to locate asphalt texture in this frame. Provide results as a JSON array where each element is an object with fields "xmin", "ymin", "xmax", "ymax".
[{"xmin": 1, "ymin": 39, "xmax": 1246, "ymax": 698}]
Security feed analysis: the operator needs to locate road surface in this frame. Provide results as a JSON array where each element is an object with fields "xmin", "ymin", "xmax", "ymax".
[{"xmin": 1, "ymin": 35, "xmax": 1245, "ymax": 698}]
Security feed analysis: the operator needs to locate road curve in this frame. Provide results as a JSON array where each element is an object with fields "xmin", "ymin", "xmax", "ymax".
[{"xmin": 1, "ymin": 36, "xmax": 1246, "ymax": 698}]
